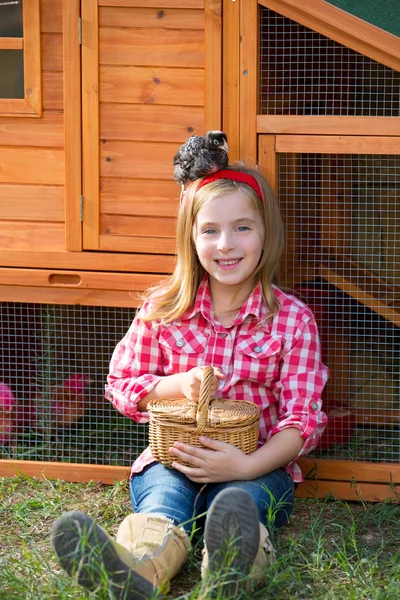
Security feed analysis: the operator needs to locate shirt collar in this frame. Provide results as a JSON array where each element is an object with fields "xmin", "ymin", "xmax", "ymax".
[{"xmin": 183, "ymin": 275, "xmax": 267, "ymax": 326}]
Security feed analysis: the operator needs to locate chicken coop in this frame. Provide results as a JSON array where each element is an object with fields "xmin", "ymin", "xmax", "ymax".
[{"xmin": 0, "ymin": 0, "xmax": 399, "ymax": 502}]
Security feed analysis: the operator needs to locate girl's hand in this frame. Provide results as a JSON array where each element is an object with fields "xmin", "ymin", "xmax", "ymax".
[
  {"xmin": 169, "ymin": 436, "xmax": 249, "ymax": 483},
  {"xmin": 180, "ymin": 367, "xmax": 224, "ymax": 403}
]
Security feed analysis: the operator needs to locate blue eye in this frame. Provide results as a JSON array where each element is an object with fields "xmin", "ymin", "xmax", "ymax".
[
  {"xmin": 237, "ymin": 225, "xmax": 250, "ymax": 232},
  {"xmin": 203, "ymin": 228, "xmax": 217, "ymax": 235}
]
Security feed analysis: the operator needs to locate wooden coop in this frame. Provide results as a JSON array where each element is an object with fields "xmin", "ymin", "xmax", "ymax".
[{"xmin": 0, "ymin": 0, "xmax": 399, "ymax": 502}]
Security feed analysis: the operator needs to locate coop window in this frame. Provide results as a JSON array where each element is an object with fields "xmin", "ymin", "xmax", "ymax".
[
  {"xmin": 0, "ymin": 0, "xmax": 42, "ymax": 116},
  {"xmin": 259, "ymin": 7, "xmax": 400, "ymax": 116},
  {"xmin": 278, "ymin": 153, "xmax": 400, "ymax": 463},
  {"xmin": 0, "ymin": 303, "xmax": 150, "ymax": 466}
]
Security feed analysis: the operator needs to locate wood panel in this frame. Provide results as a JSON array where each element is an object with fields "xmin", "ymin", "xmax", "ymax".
[
  {"xmin": 0, "ymin": 222, "xmax": 65, "ymax": 251},
  {"xmin": 41, "ymin": 0, "xmax": 63, "ymax": 33},
  {"xmin": 276, "ymin": 135, "xmax": 400, "ymax": 155},
  {"xmin": 100, "ymin": 141, "xmax": 176, "ymax": 179},
  {"xmin": 0, "ymin": 459, "xmax": 130, "ymax": 484},
  {"xmin": 0, "ymin": 39, "xmax": 23, "ymax": 50},
  {"xmin": 100, "ymin": 104, "xmax": 204, "ymax": 142},
  {"xmin": 101, "ymin": 214, "xmax": 176, "ymax": 237},
  {"xmin": 23, "ymin": 0, "xmax": 42, "ymax": 116},
  {"xmin": 100, "ymin": 27, "xmax": 204, "ymax": 68},
  {"xmin": 0, "ymin": 113, "xmax": 63, "ymax": 147},
  {"xmin": 257, "ymin": 115, "xmax": 400, "ymax": 136},
  {"xmin": 101, "ymin": 178, "xmax": 179, "ymax": 218},
  {"xmin": 240, "ymin": 0, "xmax": 258, "ymax": 164},
  {"xmin": 100, "ymin": 65, "xmax": 204, "ymax": 106},
  {"xmin": 222, "ymin": 0, "xmax": 240, "ymax": 161},
  {"xmin": 99, "ymin": 7, "xmax": 204, "ymax": 29},
  {"xmin": 0, "ymin": 250, "xmax": 176, "ymax": 273},
  {"xmin": 42, "ymin": 72, "xmax": 63, "ymax": 111},
  {"xmin": 99, "ymin": 0, "xmax": 203, "ymax": 7},
  {"xmin": 0, "ymin": 148, "xmax": 64, "ymax": 185},
  {"xmin": 0, "ymin": 285, "xmax": 146, "ymax": 307},
  {"xmin": 299, "ymin": 458, "xmax": 400, "ymax": 483},
  {"xmin": 204, "ymin": 0, "xmax": 222, "ymax": 130},
  {"xmin": 0, "ymin": 185, "xmax": 63, "ymax": 221},
  {"xmin": 99, "ymin": 234, "xmax": 176, "ymax": 254},
  {"xmin": 41, "ymin": 33, "xmax": 63, "ymax": 72},
  {"xmin": 296, "ymin": 480, "xmax": 400, "ymax": 502}
]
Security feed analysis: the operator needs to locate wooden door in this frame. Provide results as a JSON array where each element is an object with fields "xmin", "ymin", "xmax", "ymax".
[{"xmin": 81, "ymin": 0, "xmax": 221, "ymax": 254}]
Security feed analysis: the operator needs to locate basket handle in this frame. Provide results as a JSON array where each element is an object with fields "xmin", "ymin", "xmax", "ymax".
[{"xmin": 194, "ymin": 366, "xmax": 214, "ymax": 435}]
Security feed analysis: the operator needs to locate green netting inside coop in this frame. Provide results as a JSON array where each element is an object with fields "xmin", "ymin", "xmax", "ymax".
[
  {"xmin": 0, "ymin": 301, "xmax": 399, "ymax": 466},
  {"xmin": 0, "ymin": 303, "xmax": 147, "ymax": 465}
]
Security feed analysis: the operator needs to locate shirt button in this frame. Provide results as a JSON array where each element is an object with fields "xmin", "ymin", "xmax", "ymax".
[
  {"xmin": 254, "ymin": 345, "xmax": 263, "ymax": 353},
  {"xmin": 176, "ymin": 339, "xmax": 184, "ymax": 347},
  {"xmin": 220, "ymin": 333, "xmax": 227, "ymax": 338},
  {"xmin": 311, "ymin": 402, "xmax": 319, "ymax": 411}
]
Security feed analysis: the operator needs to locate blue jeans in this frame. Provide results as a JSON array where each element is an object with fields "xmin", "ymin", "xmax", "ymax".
[{"xmin": 130, "ymin": 462, "xmax": 294, "ymax": 534}]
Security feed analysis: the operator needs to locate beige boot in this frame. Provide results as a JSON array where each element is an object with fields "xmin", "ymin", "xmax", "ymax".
[{"xmin": 116, "ymin": 513, "xmax": 190, "ymax": 592}]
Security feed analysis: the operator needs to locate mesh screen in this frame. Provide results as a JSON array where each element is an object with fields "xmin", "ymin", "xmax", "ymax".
[
  {"xmin": 279, "ymin": 153, "xmax": 400, "ymax": 462},
  {"xmin": 259, "ymin": 7, "xmax": 400, "ymax": 116},
  {"xmin": 0, "ymin": 303, "xmax": 149, "ymax": 465}
]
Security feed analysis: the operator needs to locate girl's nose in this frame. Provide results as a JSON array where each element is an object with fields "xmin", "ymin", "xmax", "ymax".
[{"xmin": 217, "ymin": 232, "xmax": 235, "ymax": 252}]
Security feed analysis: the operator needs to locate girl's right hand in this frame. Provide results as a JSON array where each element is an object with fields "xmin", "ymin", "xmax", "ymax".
[{"xmin": 181, "ymin": 366, "xmax": 225, "ymax": 402}]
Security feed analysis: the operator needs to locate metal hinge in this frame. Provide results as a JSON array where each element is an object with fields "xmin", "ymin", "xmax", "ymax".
[
  {"xmin": 78, "ymin": 17, "xmax": 82, "ymax": 45},
  {"xmin": 80, "ymin": 195, "xmax": 84, "ymax": 222}
]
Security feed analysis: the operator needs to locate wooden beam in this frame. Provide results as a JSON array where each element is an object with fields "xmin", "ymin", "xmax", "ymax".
[
  {"xmin": 275, "ymin": 135, "xmax": 400, "ymax": 155},
  {"xmin": 257, "ymin": 115, "xmax": 400, "ymax": 137},
  {"xmin": 222, "ymin": 0, "xmax": 240, "ymax": 161},
  {"xmin": 240, "ymin": 0, "xmax": 258, "ymax": 164},
  {"xmin": 204, "ymin": 0, "xmax": 222, "ymax": 131}
]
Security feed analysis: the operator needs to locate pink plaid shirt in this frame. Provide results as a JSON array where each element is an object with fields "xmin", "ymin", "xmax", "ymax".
[{"xmin": 105, "ymin": 277, "xmax": 328, "ymax": 483}]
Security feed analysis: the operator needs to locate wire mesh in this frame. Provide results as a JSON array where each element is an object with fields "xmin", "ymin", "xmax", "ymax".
[
  {"xmin": 259, "ymin": 6, "xmax": 400, "ymax": 116},
  {"xmin": 0, "ymin": 303, "xmax": 149, "ymax": 466},
  {"xmin": 278, "ymin": 153, "xmax": 400, "ymax": 462}
]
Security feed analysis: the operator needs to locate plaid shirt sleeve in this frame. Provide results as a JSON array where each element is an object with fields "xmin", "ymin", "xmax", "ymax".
[
  {"xmin": 104, "ymin": 304, "xmax": 163, "ymax": 423},
  {"xmin": 268, "ymin": 309, "xmax": 329, "ymax": 460}
]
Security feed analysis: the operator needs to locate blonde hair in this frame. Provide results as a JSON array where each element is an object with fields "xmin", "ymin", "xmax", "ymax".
[{"xmin": 141, "ymin": 164, "xmax": 284, "ymax": 323}]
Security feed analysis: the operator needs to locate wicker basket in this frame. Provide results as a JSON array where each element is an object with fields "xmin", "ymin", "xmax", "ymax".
[{"xmin": 147, "ymin": 366, "xmax": 260, "ymax": 467}]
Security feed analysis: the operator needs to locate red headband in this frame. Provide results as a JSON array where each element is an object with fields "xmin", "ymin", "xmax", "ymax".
[{"xmin": 197, "ymin": 169, "xmax": 263, "ymax": 201}]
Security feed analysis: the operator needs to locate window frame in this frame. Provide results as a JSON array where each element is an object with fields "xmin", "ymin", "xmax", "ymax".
[{"xmin": 0, "ymin": 0, "xmax": 41, "ymax": 117}]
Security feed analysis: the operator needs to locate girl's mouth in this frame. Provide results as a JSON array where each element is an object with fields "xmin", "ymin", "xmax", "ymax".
[{"xmin": 216, "ymin": 259, "xmax": 242, "ymax": 269}]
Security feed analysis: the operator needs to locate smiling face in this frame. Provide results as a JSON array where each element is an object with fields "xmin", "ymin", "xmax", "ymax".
[{"xmin": 193, "ymin": 190, "xmax": 265, "ymax": 301}]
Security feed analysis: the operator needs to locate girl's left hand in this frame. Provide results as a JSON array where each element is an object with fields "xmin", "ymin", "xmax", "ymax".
[{"xmin": 169, "ymin": 436, "xmax": 249, "ymax": 483}]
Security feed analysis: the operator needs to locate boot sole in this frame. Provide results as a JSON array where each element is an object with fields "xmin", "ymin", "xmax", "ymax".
[
  {"xmin": 204, "ymin": 487, "xmax": 260, "ymax": 596},
  {"xmin": 51, "ymin": 510, "xmax": 162, "ymax": 600}
]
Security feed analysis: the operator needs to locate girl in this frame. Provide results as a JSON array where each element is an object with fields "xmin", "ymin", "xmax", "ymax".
[{"xmin": 52, "ymin": 164, "xmax": 328, "ymax": 600}]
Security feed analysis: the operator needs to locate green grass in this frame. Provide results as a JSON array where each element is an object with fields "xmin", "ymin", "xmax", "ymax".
[{"xmin": 1, "ymin": 476, "xmax": 400, "ymax": 599}]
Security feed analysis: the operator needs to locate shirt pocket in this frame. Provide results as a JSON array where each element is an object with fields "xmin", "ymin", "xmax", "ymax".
[
  {"xmin": 234, "ymin": 333, "xmax": 282, "ymax": 385},
  {"xmin": 159, "ymin": 325, "xmax": 209, "ymax": 374}
]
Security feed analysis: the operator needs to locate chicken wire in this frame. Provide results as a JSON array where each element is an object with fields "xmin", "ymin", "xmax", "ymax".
[
  {"xmin": 0, "ymin": 303, "xmax": 149, "ymax": 466},
  {"xmin": 259, "ymin": 6, "xmax": 400, "ymax": 116},
  {"xmin": 278, "ymin": 153, "xmax": 400, "ymax": 462}
]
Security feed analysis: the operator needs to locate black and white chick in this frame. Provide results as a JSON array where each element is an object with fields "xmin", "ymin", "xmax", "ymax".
[{"xmin": 173, "ymin": 130, "xmax": 229, "ymax": 190}]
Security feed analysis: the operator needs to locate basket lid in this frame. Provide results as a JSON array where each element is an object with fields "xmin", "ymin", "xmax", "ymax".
[{"xmin": 147, "ymin": 398, "xmax": 260, "ymax": 429}]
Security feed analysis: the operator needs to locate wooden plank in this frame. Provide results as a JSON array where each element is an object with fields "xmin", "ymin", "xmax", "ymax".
[
  {"xmin": 42, "ymin": 71, "xmax": 63, "ymax": 110},
  {"xmin": 41, "ymin": 0, "xmax": 63, "ymax": 33},
  {"xmin": 63, "ymin": 0, "xmax": 82, "ymax": 251},
  {"xmin": 0, "ymin": 113, "xmax": 63, "ymax": 147},
  {"xmin": 296, "ymin": 480, "xmax": 400, "ymax": 502},
  {"xmin": 0, "ymin": 250, "xmax": 176, "ymax": 272},
  {"xmin": 258, "ymin": 0, "xmax": 400, "ymax": 73},
  {"xmin": 100, "ymin": 65, "xmax": 204, "ymax": 106},
  {"xmin": 276, "ymin": 135, "xmax": 400, "ymax": 155},
  {"xmin": 298, "ymin": 458, "xmax": 400, "ymax": 483},
  {"xmin": 82, "ymin": 0, "xmax": 100, "ymax": 250},
  {"xmin": 0, "ymin": 222, "xmax": 65, "ymax": 251},
  {"xmin": 99, "ymin": 7, "xmax": 204, "ymax": 29},
  {"xmin": 0, "ymin": 459, "xmax": 130, "ymax": 484},
  {"xmin": 257, "ymin": 115, "xmax": 400, "ymax": 136},
  {"xmin": 99, "ymin": 234, "xmax": 176, "ymax": 254},
  {"xmin": 222, "ymin": 0, "xmax": 240, "ymax": 161},
  {"xmin": 0, "ymin": 38, "xmax": 23, "ymax": 50},
  {"xmin": 101, "ymin": 214, "xmax": 176, "ymax": 238},
  {"xmin": 258, "ymin": 135, "xmax": 277, "ymax": 194},
  {"xmin": 23, "ymin": 0, "xmax": 42, "ymax": 115},
  {"xmin": 0, "ymin": 99, "xmax": 37, "ymax": 118},
  {"xmin": 100, "ymin": 27, "xmax": 204, "ymax": 68},
  {"xmin": 99, "ymin": 0, "xmax": 203, "ymax": 7},
  {"xmin": 41, "ymin": 33, "xmax": 63, "ymax": 72},
  {"xmin": 0, "ymin": 185, "xmax": 64, "ymax": 221},
  {"xmin": 0, "ymin": 148, "xmax": 64, "ymax": 185},
  {"xmin": 100, "ymin": 104, "xmax": 204, "ymax": 142},
  {"xmin": 0, "ymin": 285, "xmax": 147, "ymax": 307},
  {"xmin": 204, "ymin": 0, "xmax": 222, "ymax": 131},
  {"xmin": 0, "ymin": 268, "xmax": 164, "ymax": 291},
  {"xmin": 239, "ymin": 0, "xmax": 258, "ymax": 164},
  {"xmin": 100, "ymin": 141, "xmax": 176, "ymax": 180},
  {"xmin": 101, "ymin": 178, "xmax": 179, "ymax": 218}
]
